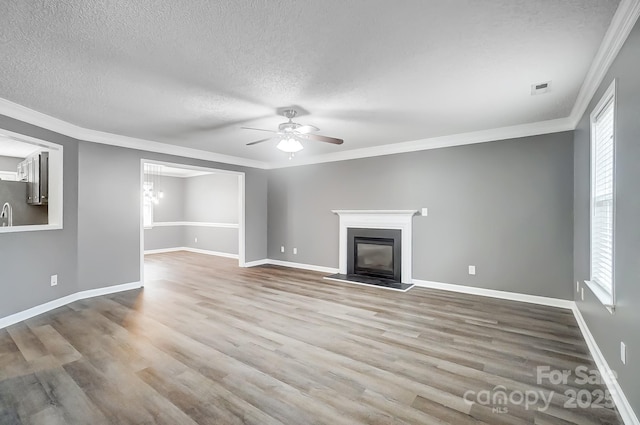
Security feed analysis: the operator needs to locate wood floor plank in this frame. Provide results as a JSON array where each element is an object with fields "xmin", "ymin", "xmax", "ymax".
[{"xmin": 0, "ymin": 251, "xmax": 624, "ymax": 424}]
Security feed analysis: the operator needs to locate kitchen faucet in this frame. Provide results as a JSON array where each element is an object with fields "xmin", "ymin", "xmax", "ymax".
[{"xmin": 1, "ymin": 202, "xmax": 12, "ymax": 227}]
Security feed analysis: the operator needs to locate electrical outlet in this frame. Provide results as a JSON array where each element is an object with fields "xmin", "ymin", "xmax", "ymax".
[
  {"xmin": 421, "ymin": 207, "xmax": 428, "ymax": 216},
  {"xmin": 468, "ymin": 265, "xmax": 476, "ymax": 275},
  {"xmin": 293, "ymin": 248, "xmax": 298, "ymax": 255},
  {"xmin": 50, "ymin": 274, "xmax": 57, "ymax": 287},
  {"xmin": 577, "ymin": 281, "xmax": 580, "ymax": 292},
  {"xmin": 581, "ymin": 287, "xmax": 584, "ymax": 301},
  {"xmin": 621, "ymin": 342, "xmax": 627, "ymax": 365},
  {"xmin": 280, "ymin": 246, "xmax": 285, "ymax": 253}
]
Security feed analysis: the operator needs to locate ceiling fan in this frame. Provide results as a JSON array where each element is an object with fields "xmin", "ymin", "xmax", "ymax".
[{"xmin": 242, "ymin": 109, "xmax": 343, "ymax": 158}]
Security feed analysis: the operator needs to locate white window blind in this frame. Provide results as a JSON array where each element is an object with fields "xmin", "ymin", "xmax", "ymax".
[{"xmin": 590, "ymin": 96, "xmax": 615, "ymax": 296}]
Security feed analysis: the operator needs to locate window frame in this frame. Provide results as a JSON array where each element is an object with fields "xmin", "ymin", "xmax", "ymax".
[
  {"xmin": 585, "ymin": 79, "xmax": 617, "ymax": 313},
  {"xmin": 0, "ymin": 129, "xmax": 64, "ymax": 234},
  {"xmin": 143, "ymin": 182, "xmax": 154, "ymax": 229}
]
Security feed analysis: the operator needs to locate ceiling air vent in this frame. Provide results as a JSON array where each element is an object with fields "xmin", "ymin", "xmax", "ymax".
[{"xmin": 531, "ymin": 81, "xmax": 552, "ymax": 95}]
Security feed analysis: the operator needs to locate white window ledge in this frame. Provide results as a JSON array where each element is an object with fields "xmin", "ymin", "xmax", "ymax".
[
  {"xmin": 0, "ymin": 224, "xmax": 62, "ymax": 233},
  {"xmin": 584, "ymin": 280, "xmax": 615, "ymax": 314}
]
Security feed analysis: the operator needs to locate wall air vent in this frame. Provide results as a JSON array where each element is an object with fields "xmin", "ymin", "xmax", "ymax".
[{"xmin": 531, "ymin": 81, "xmax": 552, "ymax": 95}]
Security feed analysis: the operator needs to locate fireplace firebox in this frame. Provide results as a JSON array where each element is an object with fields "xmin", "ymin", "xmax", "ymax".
[
  {"xmin": 346, "ymin": 228, "xmax": 402, "ymax": 283},
  {"xmin": 354, "ymin": 237, "xmax": 394, "ymax": 278}
]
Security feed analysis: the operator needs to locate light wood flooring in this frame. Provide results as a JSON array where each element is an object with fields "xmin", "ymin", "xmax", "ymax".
[{"xmin": 0, "ymin": 252, "xmax": 622, "ymax": 424}]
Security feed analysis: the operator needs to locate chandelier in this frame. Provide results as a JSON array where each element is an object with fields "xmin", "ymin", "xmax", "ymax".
[{"xmin": 143, "ymin": 163, "xmax": 164, "ymax": 205}]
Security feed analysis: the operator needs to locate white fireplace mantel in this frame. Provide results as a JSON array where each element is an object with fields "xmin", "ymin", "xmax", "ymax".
[{"xmin": 332, "ymin": 210, "xmax": 418, "ymax": 283}]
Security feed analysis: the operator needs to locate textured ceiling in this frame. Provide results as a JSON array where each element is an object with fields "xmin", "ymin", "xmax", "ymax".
[{"xmin": 0, "ymin": 0, "xmax": 620, "ymax": 163}]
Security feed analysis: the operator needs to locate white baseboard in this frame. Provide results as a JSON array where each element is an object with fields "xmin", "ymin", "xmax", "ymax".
[
  {"xmin": 144, "ymin": 246, "xmax": 238, "ymax": 259},
  {"xmin": 183, "ymin": 247, "xmax": 238, "ymax": 259},
  {"xmin": 242, "ymin": 259, "xmax": 270, "ymax": 268},
  {"xmin": 144, "ymin": 247, "xmax": 184, "ymax": 255},
  {"xmin": 412, "ymin": 279, "xmax": 575, "ymax": 309},
  {"xmin": 76, "ymin": 281, "xmax": 143, "ymax": 300},
  {"xmin": 3, "ymin": 254, "xmax": 636, "ymax": 425},
  {"xmin": 0, "ymin": 281, "xmax": 142, "ymax": 330},
  {"xmin": 572, "ymin": 305, "xmax": 639, "ymax": 425},
  {"xmin": 242, "ymin": 262, "xmax": 573, "ymax": 309},
  {"xmin": 411, "ymin": 277, "xmax": 637, "ymax": 424},
  {"xmin": 262, "ymin": 259, "xmax": 339, "ymax": 274},
  {"xmin": 241, "ymin": 258, "xmax": 338, "ymax": 274}
]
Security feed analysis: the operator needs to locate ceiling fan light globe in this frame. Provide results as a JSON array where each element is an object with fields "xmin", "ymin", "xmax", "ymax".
[{"xmin": 276, "ymin": 137, "xmax": 304, "ymax": 153}]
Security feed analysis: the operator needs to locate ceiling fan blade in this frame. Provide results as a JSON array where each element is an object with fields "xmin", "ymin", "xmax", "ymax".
[
  {"xmin": 246, "ymin": 138, "xmax": 272, "ymax": 146},
  {"xmin": 241, "ymin": 127, "xmax": 278, "ymax": 133},
  {"xmin": 303, "ymin": 133, "xmax": 344, "ymax": 145},
  {"xmin": 295, "ymin": 124, "xmax": 319, "ymax": 134}
]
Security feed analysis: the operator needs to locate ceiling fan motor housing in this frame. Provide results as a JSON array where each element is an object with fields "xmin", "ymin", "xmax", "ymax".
[
  {"xmin": 242, "ymin": 107, "xmax": 343, "ymax": 148},
  {"xmin": 282, "ymin": 109, "xmax": 298, "ymax": 120}
]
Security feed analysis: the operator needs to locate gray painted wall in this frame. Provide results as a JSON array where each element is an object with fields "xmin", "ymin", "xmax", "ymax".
[
  {"xmin": 77, "ymin": 142, "xmax": 144, "ymax": 291},
  {"xmin": 76, "ymin": 143, "xmax": 265, "ymax": 292},
  {"xmin": 0, "ymin": 116, "xmax": 80, "ymax": 319},
  {"xmin": 0, "ymin": 155, "xmax": 21, "ymax": 173},
  {"xmin": 0, "ymin": 115, "xmax": 268, "ymax": 318},
  {"xmin": 184, "ymin": 227, "xmax": 238, "ymax": 254},
  {"xmin": 182, "ymin": 173, "xmax": 239, "ymax": 254},
  {"xmin": 144, "ymin": 173, "xmax": 239, "ymax": 254},
  {"xmin": 0, "ymin": 181, "xmax": 48, "ymax": 226},
  {"xmin": 153, "ymin": 176, "xmax": 185, "ymax": 222},
  {"xmin": 573, "ymin": 19, "xmax": 640, "ymax": 414},
  {"xmin": 144, "ymin": 226, "xmax": 184, "ymax": 251},
  {"xmin": 184, "ymin": 173, "xmax": 239, "ymax": 223},
  {"xmin": 268, "ymin": 132, "xmax": 574, "ymax": 299},
  {"xmin": 143, "ymin": 176, "xmax": 185, "ymax": 250}
]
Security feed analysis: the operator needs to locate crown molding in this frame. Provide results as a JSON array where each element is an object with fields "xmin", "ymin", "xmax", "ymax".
[
  {"xmin": 1, "ymin": 1, "xmax": 638, "ymax": 170},
  {"xmin": 0, "ymin": 95, "xmax": 574, "ymax": 170},
  {"xmin": 267, "ymin": 117, "xmax": 574, "ymax": 169},
  {"xmin": 569, "ymin": 0, "xmax": 640, "ymax": 127},
  {"xmin": 0, "ymin": 97, "xmax": 269, "ymax": 169}
]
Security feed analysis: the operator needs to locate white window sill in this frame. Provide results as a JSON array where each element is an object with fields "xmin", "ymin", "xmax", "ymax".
[
  {"xmin": 0, "ymin": 224, "xmax": 62, "ymax": 233},
  {"xmin": 584, "ymin": 280, "xmax": 615, "ymax": 314}
]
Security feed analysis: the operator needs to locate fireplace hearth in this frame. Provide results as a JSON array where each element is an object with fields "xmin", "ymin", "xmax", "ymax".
[{"xmin": 326, "ymin": 226, "xmax": 414, "ymax": 291}]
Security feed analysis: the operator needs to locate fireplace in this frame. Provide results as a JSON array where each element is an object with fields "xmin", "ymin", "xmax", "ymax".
[
  {"xmin": 326, "ymin": 210, "xmax": 417, "ymax": 291},
  {"xmin": 347, "ymin": 228, "xmax": 401, "ymax": 282},
  {"xmin": 355, "ymin": 238, "xmax": 394, "ymax": 278}
]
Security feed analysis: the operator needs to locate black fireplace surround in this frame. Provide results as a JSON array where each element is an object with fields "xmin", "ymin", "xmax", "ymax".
[
  {"xmin": 325, "ymin": 227, "xmax": 413, "ymax": 291},
  {"xmin": 347, "ymin": 228, "xmax": 402, "ymax": 282}
]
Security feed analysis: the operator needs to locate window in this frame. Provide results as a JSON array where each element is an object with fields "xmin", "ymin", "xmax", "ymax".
[
  {"xmin": 587, "ymin": 80, "xmax": 616, "ymax": 309},
  {"xmin": 143, "ymin": 182, "xmax": 154, "ymax": 229}
]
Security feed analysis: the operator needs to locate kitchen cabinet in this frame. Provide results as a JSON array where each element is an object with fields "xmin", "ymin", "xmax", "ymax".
[{"xmin": 18, "ymin": 152, "xmax": 49, "ymax": 205}]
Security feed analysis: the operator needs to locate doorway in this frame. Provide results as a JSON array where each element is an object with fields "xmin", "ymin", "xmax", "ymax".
[{"xmin": 139, "ymin": 159, "xmax": 246, "ymax": 285}]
